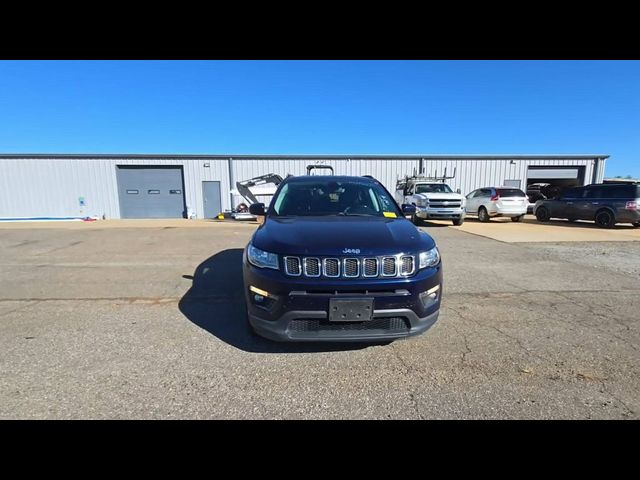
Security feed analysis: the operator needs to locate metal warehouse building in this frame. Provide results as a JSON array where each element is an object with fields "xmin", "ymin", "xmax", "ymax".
[{"xmin": 0, "ymin": 154, "xmax": 608, "ymax": 220}]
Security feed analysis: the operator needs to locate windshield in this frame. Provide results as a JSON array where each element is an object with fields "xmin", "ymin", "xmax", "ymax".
[
  {"xmin": 497, "ymin": 188, "xmax": 527, "ymax": 197},
  {"xmin": 271, "ymin": 179, "xmax": 401, "ymax": 217},
  {"xmin": 415, "ymin": 184, "xmax": 453, "ymax": 194}
]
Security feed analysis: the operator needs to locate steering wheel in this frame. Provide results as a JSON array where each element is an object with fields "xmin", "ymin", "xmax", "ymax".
[{"xmin": 344, "ymin": 204, "xmax": 372, "ymax": 215}]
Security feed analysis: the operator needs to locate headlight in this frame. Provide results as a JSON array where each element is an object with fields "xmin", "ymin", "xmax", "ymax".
[
  {"xmin": 416, "ymin": 198, "xmax": 428, "ymax": 207},
  {"xmin": 247, "ymin": 244, "xmax": 279, "ymax": 270},
  {"xmin": 419, "ymin": 247, "xmax": 440, "ymax": 268}
]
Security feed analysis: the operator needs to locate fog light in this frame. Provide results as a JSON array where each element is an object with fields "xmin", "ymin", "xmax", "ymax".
[
  {"xmin": 249, "ymin": 285, "xmax": 277, "ymax": 310},
  {"xmin": 250, "ymin": 285, "xmax": 270, "ymax": 297},
  {"xmin": 419, "ymin": 285, "xmax": 440, "ymax": 308}
]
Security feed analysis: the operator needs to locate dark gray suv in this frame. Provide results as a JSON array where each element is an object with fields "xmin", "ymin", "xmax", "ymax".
[{"xmin": 534, "ymin": 183, "xmax": 640, "ymax": 228}]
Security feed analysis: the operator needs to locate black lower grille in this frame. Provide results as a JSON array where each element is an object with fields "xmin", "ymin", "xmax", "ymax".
[{"xmin": 288, "ymin": 317, "xmax": 410, "ymax": 334}]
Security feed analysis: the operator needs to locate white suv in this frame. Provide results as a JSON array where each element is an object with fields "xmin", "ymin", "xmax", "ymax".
[
  {"xmin": 394, "ymin": 180, "xmax": 466, "ymax": 226},
  {"xmin": 465, "ymin": 187, "xmax": 528, "ymax": 222}
]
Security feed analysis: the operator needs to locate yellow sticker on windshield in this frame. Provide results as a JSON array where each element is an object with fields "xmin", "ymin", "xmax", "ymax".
[{"xmin": 383, "ymin": 212, "xmax": 397, "ymax": 218}]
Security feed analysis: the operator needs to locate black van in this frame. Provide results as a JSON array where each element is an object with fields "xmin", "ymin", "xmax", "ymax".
[{"xmin": 533, "ymin": 183, "xmax": 640, "ymax": 228}]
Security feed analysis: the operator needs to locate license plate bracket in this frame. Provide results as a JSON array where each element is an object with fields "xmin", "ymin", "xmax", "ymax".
[{"xmin": 329, "ymin": 298, "xmax": 374, "ymax": 322}]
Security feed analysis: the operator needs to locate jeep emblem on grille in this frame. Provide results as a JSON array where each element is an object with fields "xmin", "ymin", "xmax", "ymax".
[{"xmin": 342, "ymin": 248, "xmax": 361, "ymax": 254}]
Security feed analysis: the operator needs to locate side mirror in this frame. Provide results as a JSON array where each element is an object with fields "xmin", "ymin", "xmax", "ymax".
[
  {"xmin": 456, "ymin": 188, "xmax": 461, "ymax": 193},
  {"xmin": 401, "ymin": 204, "xmax": 417, "ymax": 215},
  {"xmin": 249, "ymin": 203, "xmax": 266, "ymax": 216}
]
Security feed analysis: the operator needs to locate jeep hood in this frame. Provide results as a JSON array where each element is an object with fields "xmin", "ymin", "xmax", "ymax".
[{"xmin": 251, "ymin": 216, "xmax": 436, "ymax": 256}]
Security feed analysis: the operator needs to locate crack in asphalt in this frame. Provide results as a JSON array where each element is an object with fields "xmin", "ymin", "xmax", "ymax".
[
  {"xmin": 0, "ymin": 297, "xmax": 183, "ymax": 304},
  {"xmin": 447, "ymin": 305, "xmax": 552, "ymax": 364},
  {"xmin": 0, "ymin": 301, "xmax": 41, "ymax": 318},
  {"xmin": 1, "ymin": 288, "xmax": 639, "ymax": 304},
  {"xmin": 451, "ymin": 319, "xmax": 472, "ymax": 367},
  {"xmin": 599, "ymin": 380, "xmax": 635, "ymax": 417},
  {"xmin": 36, "ymin": 241, "xmax": 84, "ymax": 256},
  {"xmin": 389, "ymin": 344, "xmax": 426, "ymax": 419},
  {"xmin": 442, "ymin": 309, "xmax": 473, "ymax": 367},
  {"xmin": 447, "ymin": 303, "xmax": 638, "ymax": 418},
  {"xmin": 454, "ymin": 288, "xmax": 640, "ymax": 298},
  {"xmin": 407, "ymin": 392, "xmax": 423, "ymax": 420},
  {"xmin": 7, "ymin": 240, "xmax": 38, "ymax": 248},
  {"xmin": 553, "ymin": 291, "xmax": 639, "ymax": 353}
]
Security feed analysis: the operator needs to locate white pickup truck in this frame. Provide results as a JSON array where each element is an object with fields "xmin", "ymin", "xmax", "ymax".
[{"xmin": 395, "ymin": 177, "xmax": 466, "ymax": 226}]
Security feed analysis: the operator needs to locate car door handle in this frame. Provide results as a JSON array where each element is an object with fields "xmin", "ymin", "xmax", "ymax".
[
  {"xmin": 591, "ymin": 202, "xmax": 599, "ymax": 205},
  {"xmin": 566, "ymin": 202, "xmax": 573, "ymax": 204}
]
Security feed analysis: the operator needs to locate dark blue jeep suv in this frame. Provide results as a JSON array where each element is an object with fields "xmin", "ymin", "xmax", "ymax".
[{"xmin": 242, "ymin": 175, "xmax": 443, "ymax": 342}]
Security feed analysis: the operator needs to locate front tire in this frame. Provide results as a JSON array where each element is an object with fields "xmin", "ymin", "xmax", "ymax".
[
  {"xmin": 595, "ymin": 209, "xmax": 615, "ymax": 228},
  {"xmin": 633, "ymin": 222, "xmax": 640, "ymax": 228},
  {"xmin": 478, "ymin": 207, "xmax": 490, "ymax": 222},
  {"xmin": 411, "ymin": 213, "xmax": 423, "ymax": 226},
  {"xmin": 452, "ymin": 217, "xmax": 464, "ymax": 226},
  {"xmin": 536, "ymin": 206, "xmax": 550, "ymax": 222},
  {"xmin": 511, "ymin": 215, "xmax": 524, "ymax": 222}
]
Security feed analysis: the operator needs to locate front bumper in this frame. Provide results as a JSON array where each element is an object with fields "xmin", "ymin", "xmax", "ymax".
[
  {"xmin": 249, "ymin": 308, "xmax": 440, "ymax": 342},
  {"xmin": 243, "ymin": 260, "xmax": 443, "ymax": 342},
  {"xmin": 415, "ymin": 206, "xmax": 465, "ymax": 220}
]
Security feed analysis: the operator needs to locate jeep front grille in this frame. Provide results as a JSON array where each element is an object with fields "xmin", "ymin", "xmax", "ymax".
[
  {"xmin": 343, "ymin": 258, "xmax": 359, "ymax": 277},
  {"xmin": 282, "ymin": 255, "xmax": 416, "ymax": 278},
  {"xmin": 382, "ymin": 257, "xmax": 396, "ymax": 276},
  {"xmin": 323, "ymin": 258, "xmax": 340, "ymax": 277},
  {"xmin": 304, "ymin": 258, "xmax": 320, "ymax": 277},
  {"xmin": 284, "ymin": 256, "xmax": 301, "ymax": 276},
  {"xmin": 363, "ymin": 258, "xmax": 378, "ymax": 277},
  {"xmin": 401, "ymin": 256, "xmax": 415, "ymax": 275}
]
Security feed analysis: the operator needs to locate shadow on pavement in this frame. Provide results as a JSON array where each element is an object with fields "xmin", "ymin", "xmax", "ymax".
[
  {"xmin": 419, "ymin": 221, "xmax": 451, "ymax": 228},
  {"xmin": 178, "ymin": 248, "xmax": 378, "ymax": 353},
  {"xmin": 521, "ymin": 218, "xmax": 637, "ymax": 230},
  {"xmin": 456, "ymin": 215, "xmax": 638, "ymax": 230}
]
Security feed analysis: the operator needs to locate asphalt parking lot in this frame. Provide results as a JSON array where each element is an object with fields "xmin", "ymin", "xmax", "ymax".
[{"xmin": 0, "ymin": 220, "xmax": 638, "ymax": 419}]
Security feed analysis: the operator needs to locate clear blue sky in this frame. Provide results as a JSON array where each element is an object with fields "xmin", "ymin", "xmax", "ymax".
[{"xmin": 0, "ymin": 60, "xmax": 638, "ymax": 177}]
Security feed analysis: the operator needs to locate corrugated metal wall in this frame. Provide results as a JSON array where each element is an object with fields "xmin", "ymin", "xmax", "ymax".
[
  {"xmin": 417, "ymin": 158, "xmax": 598, "ymax": 195},
  {"xmin": 0, "ymin": 156, "xmax": 605, "ymax": 219},
  {"xmin": 0, "ymin": 157, "xmax": 229, "ymax": 219}
]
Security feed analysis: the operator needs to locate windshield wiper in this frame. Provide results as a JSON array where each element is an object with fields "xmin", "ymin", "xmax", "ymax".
[{"xmin": 336, "ymin": 212, "xmax": 377, "ymax": 217}]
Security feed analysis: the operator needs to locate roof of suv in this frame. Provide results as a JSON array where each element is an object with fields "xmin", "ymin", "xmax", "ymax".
[
  {"xmin": 582, "ymin": 183, "xmax": 639, "ymax": 188},
  {"xmin": 286, "ymin": 175, "xmax": 379, "ymax": 184}
]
